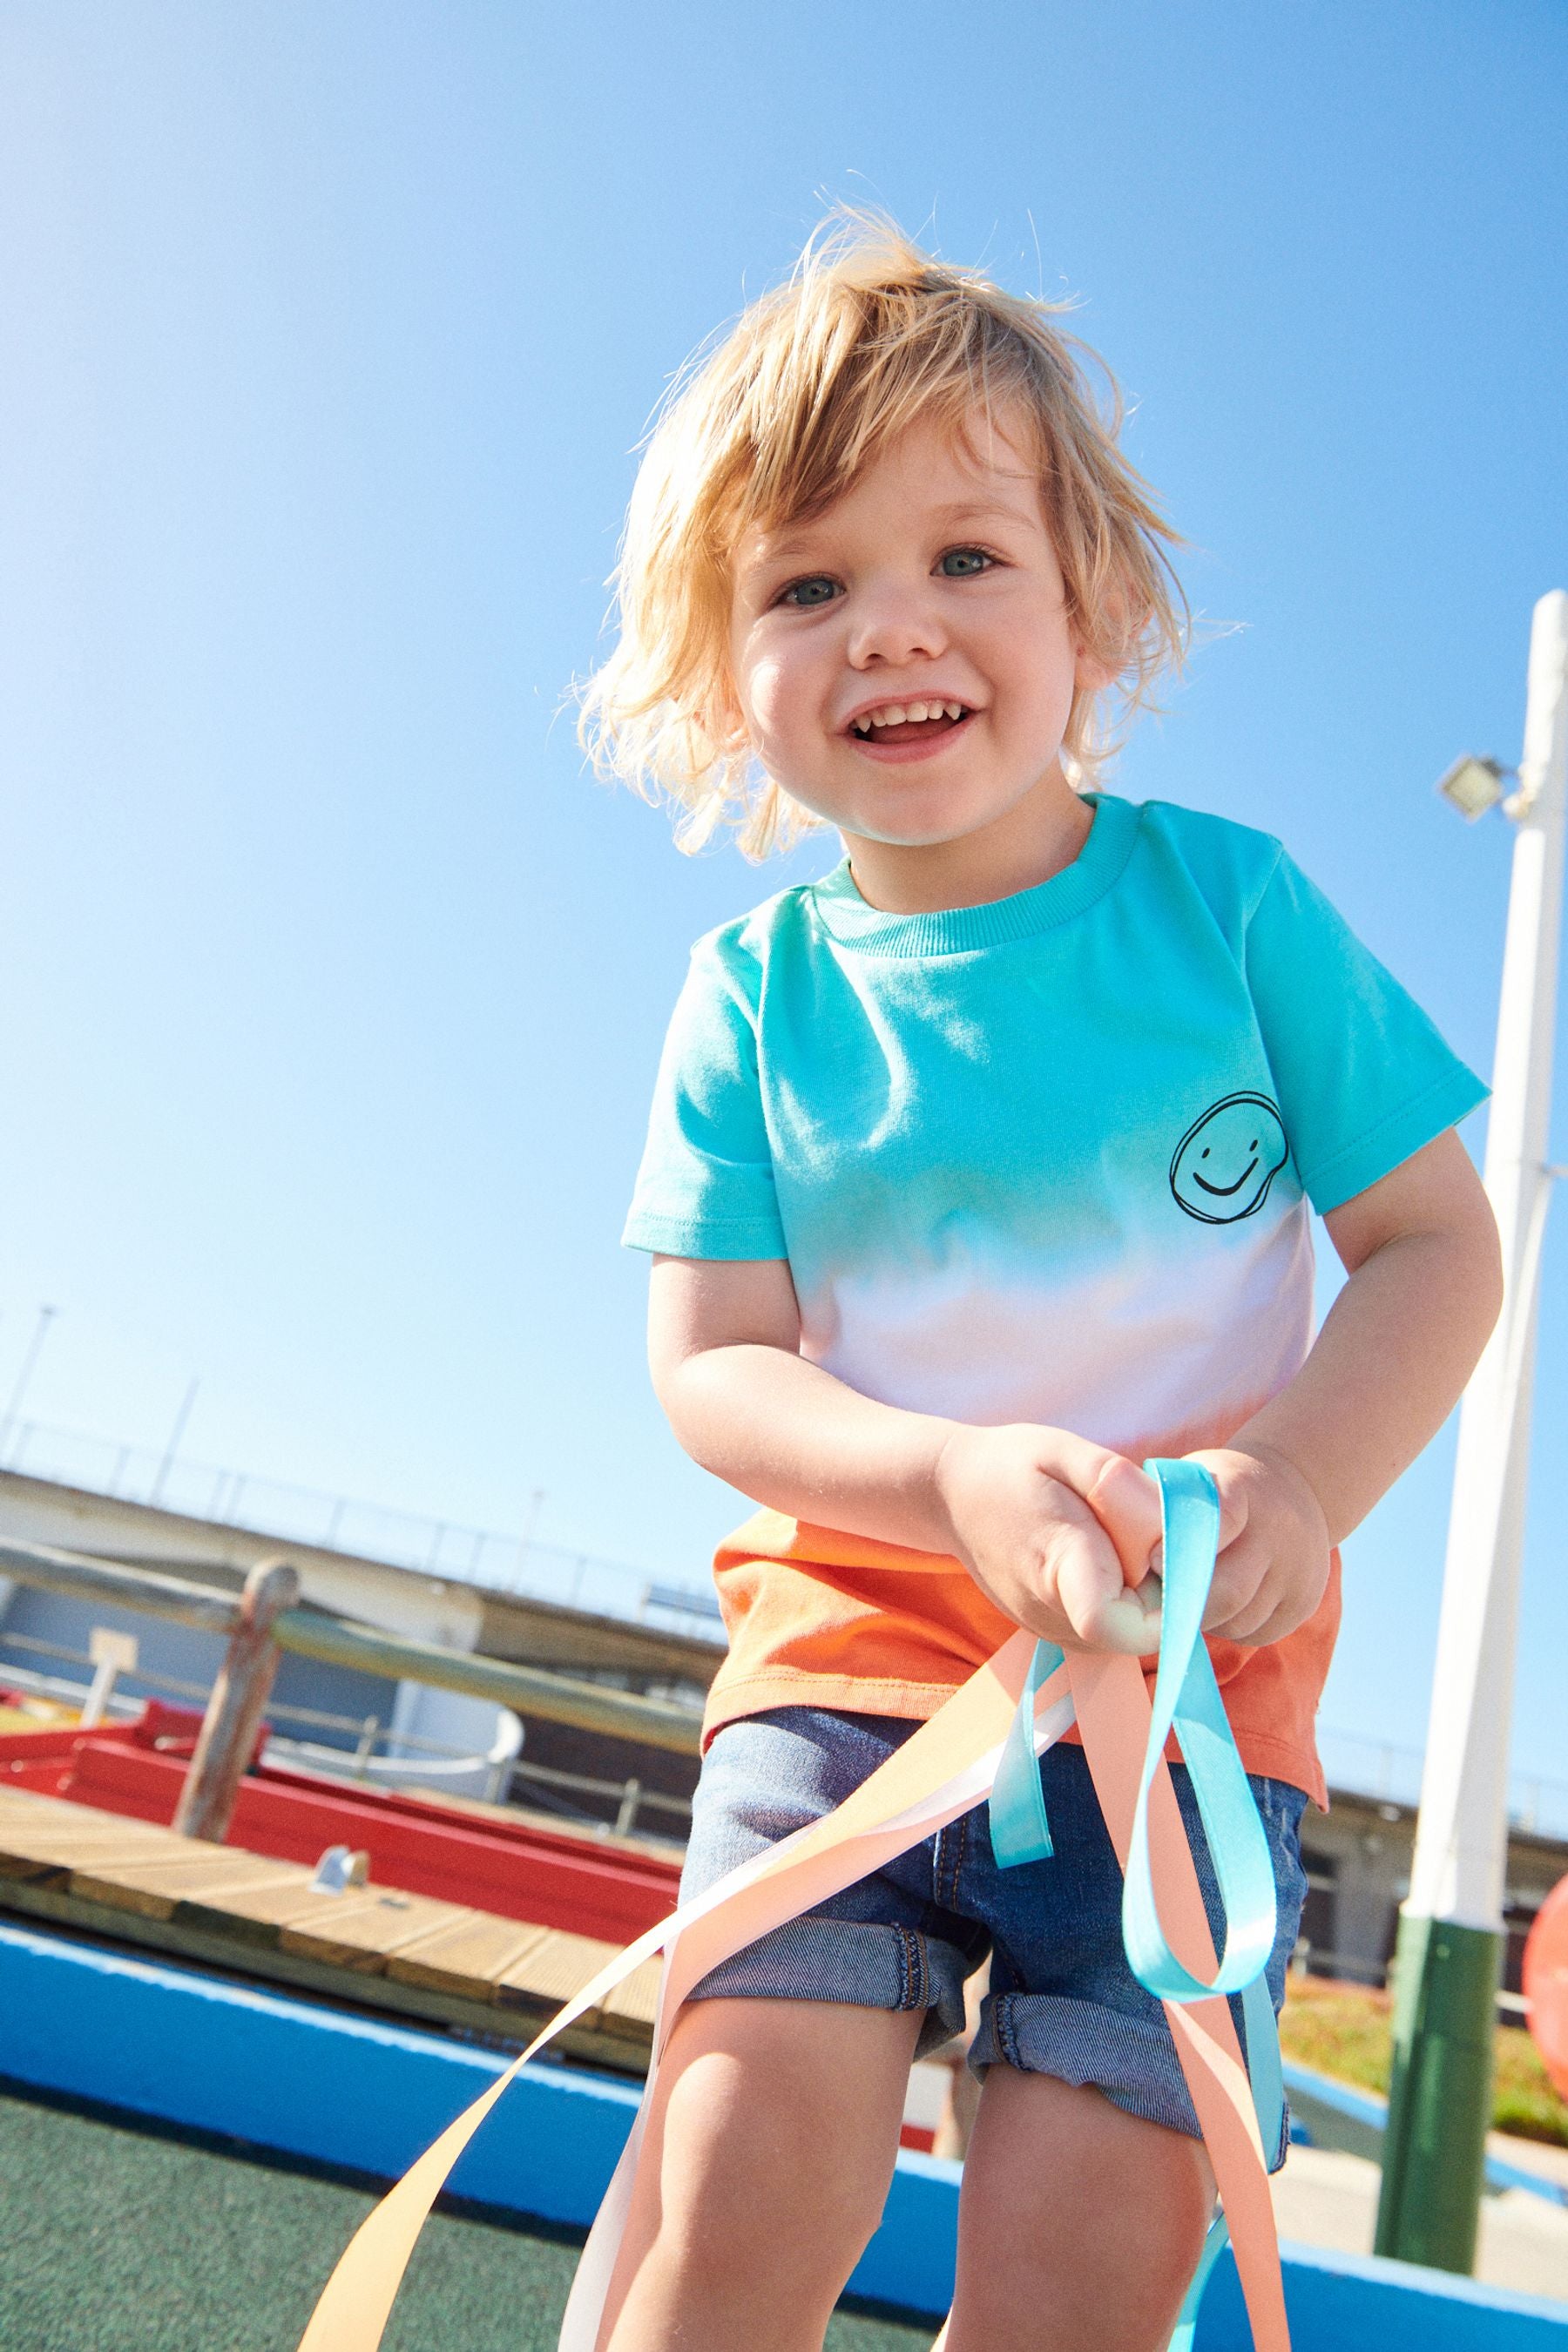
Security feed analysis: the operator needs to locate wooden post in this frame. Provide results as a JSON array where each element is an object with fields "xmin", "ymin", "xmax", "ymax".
[{"xmin": 173, "ymin": 1557, "xmax": 300, "ymax": 1842}]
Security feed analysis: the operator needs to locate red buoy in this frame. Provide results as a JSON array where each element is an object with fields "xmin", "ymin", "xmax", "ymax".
[{"xmin": 1523, "ymin": 1874, "xmax": 1568, "ymax": 2101}]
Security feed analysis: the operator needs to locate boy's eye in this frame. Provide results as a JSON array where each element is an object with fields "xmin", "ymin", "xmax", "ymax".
[
  {"xmin": 776, "ymin": 575, "xmax": 841, "ymax": 609},
  {"xmin": 937, "ymin": 545, "xmax": 994, "ymax": 578}
]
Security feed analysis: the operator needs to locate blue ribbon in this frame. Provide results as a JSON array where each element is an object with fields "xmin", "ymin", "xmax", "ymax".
[
  {"xmin": 987, "ymin": 1456, "xmax": 1286, "ymax": 2341},
  {"xmin": 989, "ymin": 1636, "xmax": 1064, "ymax": 1867},
  {"xmin": 1133, "ymin": 1458, "xmax": 1284, "ymax": 2343},
  {"xmin": 1122, "ymin": 1457, "xmax": 1279, "ymax": 2004},
  {"xmin": 1167, "ymin": 2209, "xmax": 1233, "ymax": 2352}
]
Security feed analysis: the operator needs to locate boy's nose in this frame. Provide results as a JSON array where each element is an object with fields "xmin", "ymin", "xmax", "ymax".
[{"xmin": 846, "ymin": 586, "xmax": 950, "ymax": 669}]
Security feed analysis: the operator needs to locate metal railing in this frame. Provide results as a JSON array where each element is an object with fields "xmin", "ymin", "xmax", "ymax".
[
  {"xmin": 0, "ymin": 1536, "xmax": 705, "ymax": 1760},
  {"xmin": 1316, "ymin": 1722, "xmax": 1568, "ymax": 1842},
  {"xmin": 0, "ymin": 1628, "xmax": 692, "ymax": 1843},
  {"xmin": 0, "ymin": 1416, "xmax": 727, "ymax": 1641}
]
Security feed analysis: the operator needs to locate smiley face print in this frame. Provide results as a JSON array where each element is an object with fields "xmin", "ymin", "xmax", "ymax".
[{"xmin": 1169, "ymin": 1093, "xmax": 1289, "ymax": 1224}]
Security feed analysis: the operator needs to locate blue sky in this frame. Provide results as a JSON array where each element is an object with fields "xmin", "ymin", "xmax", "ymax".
[{"xmin": 1, "ymin": 3, "xmax": 1565, "ymax": 1795}]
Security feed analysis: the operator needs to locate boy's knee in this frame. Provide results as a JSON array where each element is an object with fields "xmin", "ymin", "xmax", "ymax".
[
  {"xmin": 665, "ymin": 2092, "xmax": 890, "ymax": 2268},
  {"xmin": 641, "ymin": 2142, "xmax": 885, "ymax": 2327},
  {"xmin": 672, "ymin": 2184, "xmax": 882, "ymax": 2306},
  {"xmin": 652, "ymin": 2013, "xmax": 903, "ymax": 2281}
]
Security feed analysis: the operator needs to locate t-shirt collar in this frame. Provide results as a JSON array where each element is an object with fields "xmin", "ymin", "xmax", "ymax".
[{"xmin": 808, "ymin": 791, "xmax": 1140, "ymax": 955}]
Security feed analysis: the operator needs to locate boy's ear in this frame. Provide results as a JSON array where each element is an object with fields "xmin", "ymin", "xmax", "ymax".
[
  {"xmin": 1074, "ymin": 577, "xmax": 1149, "ymax": 693},
  {"xmin": 1073, "ymin": 597, "xmax": 1143, "ymax": 695},
  {"xmin": 1072, "ymin": 641, "xmax": 1118, "ymax": 695},
  {"xmin": 701, "ymin": 676, "xmax": 750, "ymax": 748}
]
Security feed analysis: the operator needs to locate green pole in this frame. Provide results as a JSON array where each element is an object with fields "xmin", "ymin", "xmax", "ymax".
[{"xmin": 1374, "ymin": 1912, "xmax": 1500, "ymax": 2271}]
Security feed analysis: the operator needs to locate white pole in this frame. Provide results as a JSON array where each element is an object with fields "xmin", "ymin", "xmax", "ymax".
[
  {"xmin": 1407, "ymin": 588, "xmax": 1568, "ymax": 1928},
  {"xmin": 1377, "ymin": 590, "xmax": 1568, "ymax": 2273}
]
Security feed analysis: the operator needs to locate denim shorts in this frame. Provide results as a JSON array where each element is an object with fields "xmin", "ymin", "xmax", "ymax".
[{"xmin": 680, "ymin": 1707, "xmax": 1309, "ymax": 2168}]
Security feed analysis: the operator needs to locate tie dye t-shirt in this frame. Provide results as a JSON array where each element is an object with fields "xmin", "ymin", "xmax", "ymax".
[{"xmin": 623, "ymin": 793, "xmax": 1487, "ymax": 1801}]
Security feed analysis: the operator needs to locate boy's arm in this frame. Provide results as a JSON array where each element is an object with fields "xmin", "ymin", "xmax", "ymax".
[
  {"xmin": 649, "ymin": 1129, "xmax": 1500, "ymax": 1659},
  {"xmin": 1190, "ymin": 1126, "xmax": 1503, "ymax": 1646},
  {"xmin": 647, "ymin": 1254, "xmax": 1165, "ymax": 1653}
]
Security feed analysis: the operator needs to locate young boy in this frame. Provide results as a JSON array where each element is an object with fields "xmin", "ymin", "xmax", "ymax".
[{"xmin": 580, "ymin": 213, "xmax": 1502, "ymax": 2352}]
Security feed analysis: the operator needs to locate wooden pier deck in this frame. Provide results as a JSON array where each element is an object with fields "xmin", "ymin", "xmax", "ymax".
[{"xmin": 0, "ymin": 1783, "xmax": 662, "ymax": 2071}]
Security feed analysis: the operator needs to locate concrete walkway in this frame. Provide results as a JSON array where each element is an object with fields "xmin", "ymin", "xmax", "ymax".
[{"xmin": 1274, "ymin": 2144, "xmax": 1568, "ymax": 2303}]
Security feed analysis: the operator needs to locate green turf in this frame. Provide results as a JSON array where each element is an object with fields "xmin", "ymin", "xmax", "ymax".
[{"xmin": 0, "ymin": 2088, "xmax": 936, "ymax": 2351}]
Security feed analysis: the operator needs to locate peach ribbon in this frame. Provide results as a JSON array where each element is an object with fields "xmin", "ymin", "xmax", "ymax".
[{"xmin": 294, "ymin": 1632, "xmax": 1287, "ymax": 2351}]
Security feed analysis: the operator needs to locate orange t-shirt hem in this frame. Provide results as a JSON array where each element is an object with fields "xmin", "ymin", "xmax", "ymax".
[{"xmin": 700, "ymin": 1510, "xmax": 1336, "ymax": 1814}]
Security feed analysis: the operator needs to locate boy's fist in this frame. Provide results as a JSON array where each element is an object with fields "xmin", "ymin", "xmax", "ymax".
[
  {"xmin": 1179, "ymin": 1442, "xmax": 1331, "ymax": 1646},
  {"xmin": 931, "ymin": 1423, "xmax": 1164, "ymax": 1653}
]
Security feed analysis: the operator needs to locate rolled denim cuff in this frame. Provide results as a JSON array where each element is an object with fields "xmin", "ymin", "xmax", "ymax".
[
  {"xmin": 971, "ymin": 1990, "xmax": 1291, "ymax": 2172},
  {"xmin": 686, "ymin": 1915, "xmax": 971, "ymax": 2060}
]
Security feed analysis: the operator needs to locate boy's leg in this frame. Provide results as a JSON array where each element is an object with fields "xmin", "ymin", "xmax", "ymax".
[
  {"xmin": 943, "ymin": 2067, "xmax": 1214, "ymax": 2352},
  {"xmin": 601, "ymin": 1994, "xmax": 924, "ymax": 2352},
  {"xmin": 932, "ymin": 1752, "xmax": 1307, "ymax": 2350}
]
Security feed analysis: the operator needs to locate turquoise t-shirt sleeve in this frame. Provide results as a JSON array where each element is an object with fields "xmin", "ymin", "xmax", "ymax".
[
  {"xmin": 1244, "ymin": 847, "xmax": 1489, "ymax": 1215},
  {"xmin": 621, "ymin": 937, "xmax": 787, "ymax": 1260}
]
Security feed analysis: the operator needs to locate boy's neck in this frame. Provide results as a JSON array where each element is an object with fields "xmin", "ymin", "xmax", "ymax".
[{"xmin": 839, "ymin": 773, "xmax": 1097, "ymax": 916}]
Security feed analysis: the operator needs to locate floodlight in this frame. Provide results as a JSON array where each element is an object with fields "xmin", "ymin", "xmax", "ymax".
[{"xmin": 1436, "ymin": 754, "xmax": 1510, "ymax": 821}]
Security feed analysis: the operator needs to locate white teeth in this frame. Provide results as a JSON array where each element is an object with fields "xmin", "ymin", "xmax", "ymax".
[{"xmin": 850, "ymin": 698, "xmax": 969, "ymax": 735}]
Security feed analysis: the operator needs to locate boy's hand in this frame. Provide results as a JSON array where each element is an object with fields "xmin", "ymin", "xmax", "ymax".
[
  {"xmin": 1179, "ymin": 1442, "xmax": 1330, "ymax": 1646},
  {"xmin": 932, "ymin": 1423, "xmax": 1164, "ymax": 1653}
]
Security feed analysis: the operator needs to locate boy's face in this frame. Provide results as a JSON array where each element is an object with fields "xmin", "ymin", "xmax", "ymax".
[{"xmin": 727, "ymin": 405, "xmax": 1098, "ymax": 863}]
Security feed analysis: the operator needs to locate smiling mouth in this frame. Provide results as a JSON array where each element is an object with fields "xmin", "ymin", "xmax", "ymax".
[
  {"xmin": 846, "ymin": 703, "xmax": 977, "ymax": 752},
  {"xmin": 1193, "ymin": 1158, "xmax": 1260, "ymax": 1197}
]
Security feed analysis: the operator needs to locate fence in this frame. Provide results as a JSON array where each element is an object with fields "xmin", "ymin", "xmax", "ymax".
[
  {"xmin": 0, "ymin": 1417, "xmax": 726, "ymax": 1640},
  {"xmin": 1316, "ymin": 1722, "xmax": 1568, "ymax": 1843},
  {"xmin": 0, "ymin": 1526, "xmax": 703, "ymax": 1854},
  {"xmin": 0, "ymin": 1617, "xmax": 693, "ymax": 1844}
]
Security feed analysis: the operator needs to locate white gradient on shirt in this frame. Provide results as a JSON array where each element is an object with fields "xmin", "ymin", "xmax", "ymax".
[{"xmin": 798, "ymin": 1196, "xmax": 1315, "ymax": 1449}]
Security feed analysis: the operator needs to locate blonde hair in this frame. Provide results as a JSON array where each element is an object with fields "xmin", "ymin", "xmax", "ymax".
[{"xmin": 577, "ymin": 207, "xmax": 1188, "ymax": 861}]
